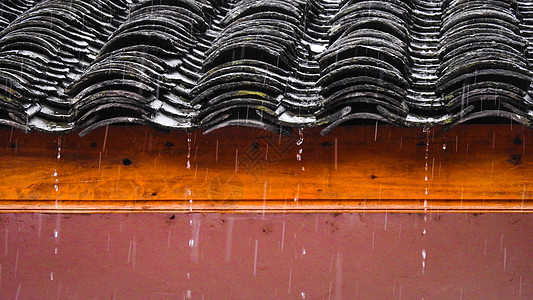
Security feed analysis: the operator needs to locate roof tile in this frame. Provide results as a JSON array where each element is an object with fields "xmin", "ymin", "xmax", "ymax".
[{"xmin": 0, "ymin": 0, "xmax": 532, "ymax": 134}]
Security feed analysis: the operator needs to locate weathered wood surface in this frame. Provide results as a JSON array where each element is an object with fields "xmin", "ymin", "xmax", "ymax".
[{"xmin": 0, "ymin": 124, "xmax": 532, "ymax": 213}]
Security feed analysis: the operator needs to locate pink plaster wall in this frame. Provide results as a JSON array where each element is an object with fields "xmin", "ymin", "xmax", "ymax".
[{"xmin": 0, "ymin": 213, "xmax": 531, "ymax": 299}]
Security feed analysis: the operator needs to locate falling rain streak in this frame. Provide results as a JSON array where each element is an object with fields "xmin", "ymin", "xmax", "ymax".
[
  {"xmin": 53, "ymin": 136, "xmax": 62, "ymax": 199},
  {"xmin": 253, "ymin": 240, "xmax": 258, "ymax": 277},
  {"xmin": 421, "ymin": 128, "xmax": 430, "ymax": 277},
  {"xmin": 186, "ymin": 133, "xmax": 192, "ymax": 170},
  {"xmin": 0, "ymin": 0, "xmax": 533, "ymax": 297},
  {"xmin": 0, "ymin": 210, "xmax": 528, "ymax": 298},
  {"xmin": 296, "ymin": 128, "xmax": 305, "ymax": 171}
]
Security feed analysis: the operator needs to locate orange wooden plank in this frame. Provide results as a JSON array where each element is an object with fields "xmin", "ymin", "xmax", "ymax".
[{"xmin": 0, "ymin": 124, "xmax": 532, "ymax": 212}]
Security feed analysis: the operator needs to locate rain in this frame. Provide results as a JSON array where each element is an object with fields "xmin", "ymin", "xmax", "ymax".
[
  {"xmin": 0, "ymin": 213, "xmax": 528, "ymax": 298},
  {"xmin": 0, "ymin": 0, "xmax": 532, "ymax": 299}
]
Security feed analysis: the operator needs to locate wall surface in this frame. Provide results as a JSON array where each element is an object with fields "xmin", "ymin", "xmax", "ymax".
[{"xmin": 0, "ymin": 213, "xmax": 531, "ymax": 299}]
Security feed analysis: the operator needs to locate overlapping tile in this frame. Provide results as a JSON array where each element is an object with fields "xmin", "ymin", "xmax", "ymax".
[{"xmin": 0, "ymin": 0, "xmax": 533, "ymax": 134}]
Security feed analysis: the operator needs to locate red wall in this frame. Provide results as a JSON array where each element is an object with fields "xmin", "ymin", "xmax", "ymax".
[{"xmin": 0, "ymin": 213, "xmax": 531, "ymax": 299}]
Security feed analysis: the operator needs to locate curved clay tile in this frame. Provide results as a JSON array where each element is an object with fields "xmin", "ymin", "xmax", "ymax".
[{"xmin": 0, "ymin": 0, "xmax": 532, "ymax": 134}]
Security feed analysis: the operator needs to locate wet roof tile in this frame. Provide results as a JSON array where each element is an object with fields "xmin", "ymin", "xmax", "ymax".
[{"xmin": 1, "ymin": 0, "xmax": 533, "ymax": 135}]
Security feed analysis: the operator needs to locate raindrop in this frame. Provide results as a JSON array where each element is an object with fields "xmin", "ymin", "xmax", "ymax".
[
  {"xmin": 186, "ymin": 133, "xmax": 192, "ymax": 170},
  {"xmin": 422, "ymin": 258, "xmax": 426, "ymax": 274},
  {"xmin": 253, "ymin": 240, "xmax": 258, "ymax": 277},
  {"xmin": 215, "ymin": 140, "xmax": 219, "ymax": 162},
  {"xmin": 235, "ymin": 150, "xmax": 239, "ymax": 173},
  {"xmin": 15, "ymin": 284, "xmax": 21, "ymax": 300},
  {"xmin": 374, "ymin": 121, "xmax": 378, "ymax": 141},
  {"xmin": 14, "ymin": 251, "xmax": 18, "ymax": 278},
  {"xmin": 102, "ymin": 125, "xmax": 109, "ymax": 152},
  {"xmin": 56, "ymin": 136, "xmax": 62, "ymax": 160},
  {"xmin": 98, "ymin": 152, "xmax": 102, "ymax": 172},
  {"xmin": 503, "ymin": 247, "xmax": 507, "ymax": 271},
  {"xmin": 297, "ymin": 128, "xmax": 304, "ymax": 146},
  {"xmin": 296, "ymin": 129, "xmax": 304, "ymax": 171},
  {"xmin": 262, "ymin": 181, "xmax": 267, "ymax": 217},
  {"xmin": 280, "ymin": 222, "xmax": 286, "ymax": 252}
]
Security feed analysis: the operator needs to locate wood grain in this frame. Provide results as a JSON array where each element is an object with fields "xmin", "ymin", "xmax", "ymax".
[{"xmin": 0, "ymin": 124, "xmax": 532, "ymax": 212}]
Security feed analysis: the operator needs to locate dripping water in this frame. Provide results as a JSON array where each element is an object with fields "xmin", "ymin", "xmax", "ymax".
[
  {"xmin": 296, "ymin": 128, "xmax": 304, "ymax": 171},
  {"xmin": 186, "ymin": 133, "xmax": 192, "ymax": 170},
  {"xmin": 54, "ymin": 137, "xmax": 62, "ymax": 207},
  {"xmin": 422, "ymin": 127, "xmax": 431, "ymax": 275}
]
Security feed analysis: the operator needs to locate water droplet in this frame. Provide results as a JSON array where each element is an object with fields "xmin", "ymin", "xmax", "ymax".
[
  {"xmin": 56, "ymin": 136, "xmax": 62, "ymax": 160},
  {"xmin": 296, "ymin": 128, "xmax": 304, "ymax": 146},
  {"xmin": 296, "ymin": 129, "xmax": 304, "ymax": 169},
  {"xmin": 186, "ymin": 133, "xmax": 192, "ymax": 170}
]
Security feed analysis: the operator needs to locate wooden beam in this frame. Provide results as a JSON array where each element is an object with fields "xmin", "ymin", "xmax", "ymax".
[{"xmin": 0, "ymin": 124, "xmax": 532, "ymax": 213}]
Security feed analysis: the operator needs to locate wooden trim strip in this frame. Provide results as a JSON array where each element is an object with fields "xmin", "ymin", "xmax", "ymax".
[
  {"xmin": 0, "ymin": 200, "xmax": 530, "ymax": 214},
  {"xmin": 1, "ymin": 124, "xmax": 532, "ymax": 213}
]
